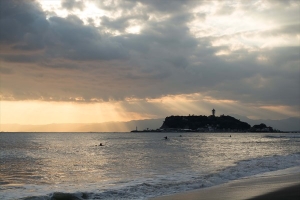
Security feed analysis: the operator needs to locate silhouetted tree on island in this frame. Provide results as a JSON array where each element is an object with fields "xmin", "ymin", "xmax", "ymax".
[{"xmin": 250, "ymin": 123, "xmax": 274, "ymax": 132}]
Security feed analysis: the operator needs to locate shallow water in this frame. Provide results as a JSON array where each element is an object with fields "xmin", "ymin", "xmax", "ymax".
[{"xmin": 0, "ymin": 132, "xmax": 299, "ymax": 199}]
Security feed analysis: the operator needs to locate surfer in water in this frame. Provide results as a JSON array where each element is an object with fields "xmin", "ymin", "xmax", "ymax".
[
  {"xmin": 164, "ymin": 136, "xmax": 168, "ymax": 140},
  {"xmin": 99, "ymin": 143, "xmax": 104, "ymax": 146}
]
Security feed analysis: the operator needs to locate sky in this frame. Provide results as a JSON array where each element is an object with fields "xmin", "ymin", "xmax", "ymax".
[{"xmin": 0, "ymin": 0, "xmax": 299, "ymax": 127}]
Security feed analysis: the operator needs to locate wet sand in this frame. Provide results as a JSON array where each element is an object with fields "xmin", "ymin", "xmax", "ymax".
[{"xmin": 150, "ymin": 169, "xmax": 300, "ymax": 200}]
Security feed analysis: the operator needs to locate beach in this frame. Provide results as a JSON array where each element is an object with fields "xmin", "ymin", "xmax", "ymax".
[{"xmin": 151, "ymin": 168, "xmax": 300, "ymax": 200}]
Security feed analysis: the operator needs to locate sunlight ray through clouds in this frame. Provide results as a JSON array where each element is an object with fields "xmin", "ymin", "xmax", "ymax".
[{"xmin": 0, "ymin": 0, "xmax": 299, "ymax": 129}]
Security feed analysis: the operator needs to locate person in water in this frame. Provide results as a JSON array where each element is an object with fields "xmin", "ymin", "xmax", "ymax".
[
  {"xmin": 99, "ymin": 143, "xmax": 103, "ymax": 146},
  {"xmin": 164, "ymin": 136, "xmax": 168, "ymax": 140}
]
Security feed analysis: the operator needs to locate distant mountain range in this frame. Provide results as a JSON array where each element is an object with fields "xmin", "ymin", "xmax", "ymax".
[
  {"xmin": 0, "ymin": 118, "xmax": 164, "ymax": 132},
  {"xmin": 1, "ymin": 116, "xmax": 299, "ymax": 132}
]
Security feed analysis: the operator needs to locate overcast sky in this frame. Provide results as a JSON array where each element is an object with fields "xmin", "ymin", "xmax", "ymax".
[{"xmin": 0, "ymin": 0, "xmax": 299, "ymax": 125}]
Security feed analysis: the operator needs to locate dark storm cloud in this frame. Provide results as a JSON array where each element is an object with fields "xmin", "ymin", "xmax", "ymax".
[
  {"xmin": 47, "ymin": 15, "xmax": 128, "ymax": 61},
  {"xmin": 0, "ymin": 1, "xmax": 128, "ymax": 65},
  {"xmin": 0, "ymin": 0, "xmax": 48, "ymax": 48},
  {"xmin": 100, "ymin": 13, "xmax": 149, "ymax": 32},
  {"xmin": 0, "ymin": 0, "xmax": 195, "ymax": 65},
  {"xmin": 100, "ymin": 16, "xmax": 130, "ymax": 31},
  {"xmin": 2, "ymin": 54, "xmax": 43, "ymax": 63},
  {"xmin": 0, "ymin": 0, "xmax": 299, "ymax": 115}
]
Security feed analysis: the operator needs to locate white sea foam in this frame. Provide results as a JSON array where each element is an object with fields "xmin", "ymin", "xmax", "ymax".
[{"xmin": 1, "ymin": 153, "xmax": 299, "ymax": 200}]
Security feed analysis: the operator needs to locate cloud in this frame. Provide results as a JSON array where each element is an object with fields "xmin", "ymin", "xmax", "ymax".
[
  {"xmin": 61, "ymin": 0, "xmax": 85, "ymax": 11},
  {"xmin": 0, "ymin": 0, "xmax": 48, "ymax": 48},
  {"xmin": 0, "ymin": 67, "xmax": 13, "ymax": 74},
  {"xmin": 0, "ymin": 0, "xmax": 299, "ymax": 119},
  {"xmin": 47, "ymin": 15, "xmax": 129, "ymax": 61}
]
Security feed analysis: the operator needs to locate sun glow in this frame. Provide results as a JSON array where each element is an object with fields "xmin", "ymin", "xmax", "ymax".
[
  {"xmin": 1, "ymin": 92, "xmax": 298, "ymax": 132},
  {"xmin": 0, "ymin": 101, "xmax": 146, "ymax": 125},
  {"xmin": 0, "ymin": 93, "xmax": 213, "ymax": 126},
  {"xmin": 126, "ymin": 25, "xmax": 141, "ymax": 34}
]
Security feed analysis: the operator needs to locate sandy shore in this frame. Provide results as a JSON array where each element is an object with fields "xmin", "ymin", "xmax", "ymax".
[{"xmin": 150, "ymin": 168, "xmax": 300, "ymax": 200}]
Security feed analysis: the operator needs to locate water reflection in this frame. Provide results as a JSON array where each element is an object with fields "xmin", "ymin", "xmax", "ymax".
[
  {"xmin": 0, "ymin": 133, "xmax": 45, "ymax": 185},
  {"xmin": 0, "ymin": 132, "xmax": 111, "ymax": 185},
  {"xmin": 0, "ymin": 132, "xmax": 299, "ymax": 189}
]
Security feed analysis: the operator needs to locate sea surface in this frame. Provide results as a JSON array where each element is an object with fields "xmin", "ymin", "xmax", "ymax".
[{"xmin": 0, "ymin": 132, "xmax": 300, "ymax": 200}]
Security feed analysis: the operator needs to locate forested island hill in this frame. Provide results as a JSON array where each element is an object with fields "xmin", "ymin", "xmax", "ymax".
[{"xmin": 132, "ymin": 109, "xmax": 278, "ymax": 133}]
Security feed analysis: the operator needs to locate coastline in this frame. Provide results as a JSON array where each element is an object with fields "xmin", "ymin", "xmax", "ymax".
[{"xmin": 150, "ymin": 167, "xmax": 300, "ymax": 200}]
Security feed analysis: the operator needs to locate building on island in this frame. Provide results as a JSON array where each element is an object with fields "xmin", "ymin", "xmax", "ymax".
[{"xmin": 212, "ymin": 108, "xmax": 215, "ymax": 116}]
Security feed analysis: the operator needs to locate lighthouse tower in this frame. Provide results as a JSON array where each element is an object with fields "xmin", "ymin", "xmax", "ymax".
[{"xmin": 212, "ymin": 108, "xmax": 215, "ymax": 116}]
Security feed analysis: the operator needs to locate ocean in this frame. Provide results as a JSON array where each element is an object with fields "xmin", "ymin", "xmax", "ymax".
[{"xmin": 0, "ymin": 132, "xmax": 299, "ymax": 200}]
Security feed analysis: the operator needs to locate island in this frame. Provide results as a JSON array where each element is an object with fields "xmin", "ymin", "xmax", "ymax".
[{"xmin": 131, "ymin": 109, "xmax": 279, "ymax": 133}]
